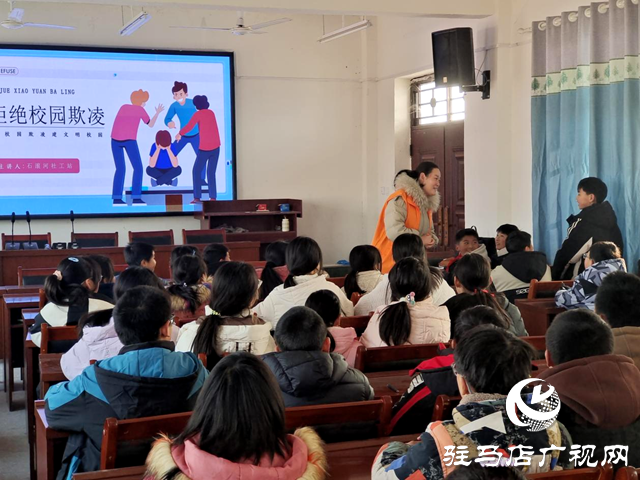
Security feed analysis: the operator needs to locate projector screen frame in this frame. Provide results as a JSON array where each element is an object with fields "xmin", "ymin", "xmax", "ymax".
[{"xmin": 0, "ymin": 43, "xmax": 237, "ymax": 220}]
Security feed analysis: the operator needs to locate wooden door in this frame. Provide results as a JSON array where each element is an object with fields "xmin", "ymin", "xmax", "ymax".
[{"xmin": 411, "ymin": 122, "xmax": 464, "ymax": 251}]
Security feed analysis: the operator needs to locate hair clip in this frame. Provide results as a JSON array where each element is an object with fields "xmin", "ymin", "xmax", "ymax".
[
  {"xmin": 53, "ymin": 270, "xmax": 63, "ymax": 281},
  {"xmin": 210, "ymin": 310, "xmax": 221, "ymax": 316},
  {"xmin": 400, "ymin": 292, "xmax": 416, "ymax": 306},
  {"xmin": 183, "ymin": 282, "xmax": 188, "ymax": 287},
  {"xmin": 68, "ymin": 257, "xmax": 79, "ymax": 262}
]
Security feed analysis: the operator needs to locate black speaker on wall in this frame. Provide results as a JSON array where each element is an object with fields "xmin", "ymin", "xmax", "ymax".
[{"xmin": 432, "ymin": 27, "xmax": 475, "ymax": 88}]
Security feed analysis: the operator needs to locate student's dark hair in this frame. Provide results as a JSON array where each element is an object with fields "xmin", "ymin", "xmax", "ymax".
[
  {"xmin": 455, "ymin": 325, "xmax": 535, "ymax": 394},
  {"xmin": 453, "ymin": 254, "xmax": 512, "ymax": 327},
  {"xmin": 170, "ymin": 245, "xmax": 201, "ymax": 271},
  {"xmin": 167, "ymin": 255, "xmax": 207, "ymax": 314},
  {"xmin": 379, "ymin": 257, "xmax": 431, "ymax": 346},
  {"xmin": 305, "ymin": 290, "xmax": 341, "ymax": 327},
  {"xmin": 86, "ymin": 255, "xmax": 114, "ymax": 283},
  {"xmin": 595, "ymin": 271, "xmax": 640, "ymax": 328},
  {"xmin": 275, "ymin": 306, "xmax": 327, "ymax": 351},
  {"xmin": 392, "ymin": 233, "xmax": 425, "ymax": 262},
  {"xmin": 455, "ymin": 228, "xmax": 479, "ymax": 243},
  {"xmin": 77, "ymin": 267, "xmax": 164, "ymax": 338},
  {"xmin": 259, "ymin": 241, "xmax": 288, "ymax": 300},
  {"xmin": 203, "ymin": 243, "xmax": 229, "ymax": 276},
  {"xmin": 44, "ymin": 257, "xmax": 92, "ymax": 309},
  {"xmin": 446, "ymin": 463, "xmax": 527, "ymax": 480},
  {"xmin": 344, "ymin": 245, "xmax": 382, "ymax": 298},
  {"xmin": 123, "ymin": 242, "xmax": 154, "ymax": 267},
  {"xmin": 496, "ymin": 224, "xmax": 519, "ymax": 237},
  {"xmin": 283, "ymin": 237, "xmax": 323, "ymax": 288},
  {"xmin": 506, "ymin": 230, "xmax": 532, "ymax": 254},
  {"xmin": 171, "ymin": 352, "xmax": 289, "ymax": 465},
  {"xmin": 394, "ymin": 162, "xmax": 440, "ymax": 183},
  {"xmin": 82, "ymin": 256, "xmax": 102, "ymax": 291},
  {"xmin": 113, "ymin": 286, "xmax": 171, "ymax": 345},
  {"xmin": 193, "ymin": 95, "xmax": 209, "ymax": 110},
  {"xmin": 453, "ymin": 305, "xmax": 510, "ymax": 342},
  {"xmin": 588, "ymin": 241, "xmax": 621, "ymax": 263},
  {"xmin": 192, "ymin": 262, "xmax": 258, "ymax": 368},
  {"xmin": 546, "ymin": 309, "xmax": 614, "ymax": 365},
  {"xmin": 578, "ymin": 177, "xmax": 608, "ymax": 204},
  {"xmin": 172, "ymin": 81, "xmax": 188, "ymax": 94}
]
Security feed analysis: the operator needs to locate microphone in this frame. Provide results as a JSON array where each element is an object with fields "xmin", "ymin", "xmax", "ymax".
[
  {"xmin": 5, "ymin": 211, "xmax": 20, "ymax": 250},
  {"xmin": 23, "ymin": 210, "xmax": 37, "ymax": 250},
  {"xmin": 70, "ymin": 210, "xmax": 75, "ymax": 236},
  {"xmin": 11, "ymin": 211, "xmax": 15, "ymax": 245}
]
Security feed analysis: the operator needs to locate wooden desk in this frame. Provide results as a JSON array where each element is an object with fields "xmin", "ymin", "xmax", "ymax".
[
  {"xmin": 0, "ymin": 285, "xmax": 40, "ymax": 362},
  {"xmin": 40, "ymin": 353, "xmax": 64, "ymax": 398},
  {"xmin": 366, "ymin": 370, "xmax": 413, "ymax": 404},
  {"xmin": 0, "ymin": 241, "xmax": 260, "ymax": 285},
  {"xmin": 35, "ymin": 401, "xmax": 70, "ymax": 480},
  {"xmin": 515, "ymin": 298, "xmax": 564, "ymax": 337},
  {"xmin": 3, "ymin": 293, "xmax": 40, "ymax": 410}
]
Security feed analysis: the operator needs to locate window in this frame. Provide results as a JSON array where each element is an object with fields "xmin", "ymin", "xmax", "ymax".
[{"xmin": 412, "ymin": 78, "xmax": 465, "ymax": 126}]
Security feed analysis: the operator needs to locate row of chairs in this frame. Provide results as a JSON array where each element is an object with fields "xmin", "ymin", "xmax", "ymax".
[{"xmin": 2, "ymin": 228, "xmax": 227, "ymax": 249}]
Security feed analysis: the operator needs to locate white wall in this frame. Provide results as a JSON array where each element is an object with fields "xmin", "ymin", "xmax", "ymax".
[{"xmin": 0, "ymin": 6, "xmax": 364, "ymax": 261}]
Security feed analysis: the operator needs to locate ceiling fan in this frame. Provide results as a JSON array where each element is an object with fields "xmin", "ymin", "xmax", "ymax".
[
  {"xmin": 1, "ymin": 1, "xmax": 75, "ymax": 30},
  {"xmin": 171, "ymin": 12, "xmax": 291, "ymax": 36}
]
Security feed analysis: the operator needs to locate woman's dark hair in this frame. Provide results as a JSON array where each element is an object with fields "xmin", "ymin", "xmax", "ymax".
[
  {"xmin": 391, "ymin": 233, "xmax": 425, "ymax": 262},
  {"xmin": 170, "ymin": 245, "xmax": 201, "ymax": 270},
  {"xmin": 453, "ymin": 253, "xmax": 511, "ymax": 327},
  {"xmin": 171, "ymin": 352, "xmax": 289, "ymax": 465},
  {"xmin": 588, "ymin": 241, "xmax": 621, "ymax": 263},
  {"xmin": 192, "ymin": 262, "xmax": 259, "ymax": 369},
  {"xmin": 203, "ymin": 243, "xmax": 229, "ymax": 277},
  {"xmin": 283, "ymin": 237, "xmax": 323, "ymax": 289},
  {"xmin": 344, "ymin": 245, "xmax": 382, "ymax": 299},
  {"xmin": 394, "ymin": 162, "xmax": 440, "ymax": 183},
  {"xmin": 77, "ymin": 266, "xmax": 164, "ymax": 338},
  {"xmin": 167, "ymin": 255, "xmax": 207, "ymax": 314},
  {"xmin": 453, "ymin": 305, "xmax": 509, "ymax": 342},
  {"xmin": 86, "ymin": 255, "xmax": 114, "ymax": 283},
  {"xmin": 45, "ymin": 257, "xmax": 92, "ymax": 308},
  {"xmin": 193, "ymin": 95, "xmax": 210, "ymax": 110},
  {"xmin": 304, "ymin": 290, "xmax": 339, "ymax": 351},
  {"xmin": 379, "ymin": 257, "xmax": 431, "ymax": 346},
  {"xmin": 82, "ymin": 256, "xmax": 102, "ymax": 292},
  {"xmin": 259, "ymin": 241, "xmax": 288, "ymax": 300}
]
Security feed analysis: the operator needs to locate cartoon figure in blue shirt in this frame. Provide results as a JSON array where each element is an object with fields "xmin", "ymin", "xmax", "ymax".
[
  {"xmin": 164, "ymin": 81, "xmax": 206, "ymax": 183},
  {"xmin": 146, "ymin": 130, "xmax": 182, "ymax": 186}
]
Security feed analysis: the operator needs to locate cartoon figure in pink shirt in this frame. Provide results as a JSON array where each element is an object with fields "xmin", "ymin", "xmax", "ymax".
[{"xmin": 110, "ymin": 89, "xmax": 164, "ymax": 206}]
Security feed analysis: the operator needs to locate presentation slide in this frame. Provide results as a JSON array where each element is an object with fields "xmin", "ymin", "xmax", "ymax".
[{"xmin": 0, "ymin": 46, "xmax": 235, "ymax": 218}]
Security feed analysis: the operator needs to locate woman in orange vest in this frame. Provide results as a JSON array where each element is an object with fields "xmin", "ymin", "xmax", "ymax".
[{"xmin": 372, "ymin": 162, "xmax": 441, "ymax": 273}]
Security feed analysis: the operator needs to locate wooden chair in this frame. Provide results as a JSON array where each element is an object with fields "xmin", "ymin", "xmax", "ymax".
[
  {"xmin": 528, "ymin": 279, "xmax": 574, "ymax": 300},
  {"xmin": 113, "ymin": 264, "xmax": 128, "ymax": 275},
  {"xmin": 335, "ymin": 314, "xmax": 372, "ymax": 337},
  {"xmin": 2, "ymin": 232, "xmax": 51, "ymax": 249},
  {"xmin": 350, "ymin": 291, "xmax": 364, "ymax": 306},
  {"xmin": 431, "ymin": 395, "xmax": 462, "ymax": 422},
  {"xmin": 522, "ymin": 335, "xmax": 546, "ymax": 352},
  {"xmin": 529, "ymin": 464, "xmax": 613, "ymax": 479},
  {"xmin": 327, "ymin": 276, "xmax": 346, "ymax": 288},
  {"xmin": 245, "ymin": 260, "xmax": 267, "ymax": 269},
  {"xmin": 18, "ymin": 266, "xmax": 55, "ymax": 286},
  {"xmin": 615, "ymin": 467, "xmax": 639, "ymax": 480},
  {"xmin": 38, "ymin": 288, "xmax": 47, "ymax": 309},
  {"xmin": 72, "ymin": 232, "xmax": 119, "ymax": 248},
  {"xmin": 40, "ymin": 324, "xmax": 78, "ymax": 354},
  {"xmin": 354, "ymin": 343, "xmax": 446, "ymax": 373},
  {"xmin": 128, "ymin": 230, "xmax": 174, "ymax": 246},
  {"xmin": 182, "ymin": 228, "xmax": 226, "ymax": 245}
]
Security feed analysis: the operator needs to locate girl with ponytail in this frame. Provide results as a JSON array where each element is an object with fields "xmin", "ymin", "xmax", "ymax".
[
  {"xmin": 30, "ymin": 257, "xmax": 114, "ymax": 348},
  {"xmin": 259, "ymin": 241, "xmax": 289, "ymax": 301},
  {"xmin": 253, "ymin": 236, "xmax": 354, "ymax": 329},
  {"xmin": 176, "ymin": 262, "xmax": 275, "ymax": 369},
  {"xmin": 343, "ymin": 245, "xmax": 383, "ymax": 300},
  {"xmin": 361, "ymin": 257, "xmax": 450, "ymax": 347},
  {"xmin": 167, "ymin": 255, "xmax": 211, "ymax": 325},
  {"xmin": 443, "ymin": 253, "xmax": 529, "ymax": 336}
]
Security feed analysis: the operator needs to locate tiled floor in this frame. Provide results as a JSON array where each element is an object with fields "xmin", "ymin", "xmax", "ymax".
[{"xmin": 0, "ymin": 364, "xmax": 30, "ymax": 480}]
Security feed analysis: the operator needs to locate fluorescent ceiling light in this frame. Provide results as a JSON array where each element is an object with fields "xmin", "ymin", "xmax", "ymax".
[
  {"xmin": 318, "ymin": 19, "xmax": 372, "ymax": 43},
  {"xmin": 120, "ymin": 11, "xmax": 151, "ymax": 36}
]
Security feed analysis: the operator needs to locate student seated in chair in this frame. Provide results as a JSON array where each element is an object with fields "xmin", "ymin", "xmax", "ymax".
[
  {"xmin": 45, "ymin": 286, "xmax": 208, "ymax": 479},
  {"xmin": 145, "ymin": 352, "xmax": 327, "ymax": 480},
  {"xmin": 124, "ymin": 242, "xmax": 157, "ymax": 272},
  {"xmin": 439, "ymin": 228, "xmax": 491, "ymax": 285},
  {"xmin": 491, "ymin": 230, "xmax": 552, "ymax": 303},
  {"xmin": 539, "ymin": 309, "xmax": 640, "ymax": 467},
  {"xmin": 202, "ymin": 243, "xmax": 230, "ymax": 278},
  {"xmin": 491, "ymin": 223, "xmax": 519, "ymax": 268},
  {"xmin": 595, "ymin": 271, "xmax": 640, "ymax": 370},
  {"xmin": 372, "ymin": 326, "xmax": 572, "ymax": 479},
  {"xmin": 343, "ymin": 245, "xmax": 384, "ymax": 300},
  {"xmin": 262, "ymin": 306, "xmax": 373, "ymax": 407}
]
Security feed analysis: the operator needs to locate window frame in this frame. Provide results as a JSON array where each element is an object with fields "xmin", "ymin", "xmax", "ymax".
[{"xmin": 411, "ymin": 74, "xmax": 465, "ymax": 127}]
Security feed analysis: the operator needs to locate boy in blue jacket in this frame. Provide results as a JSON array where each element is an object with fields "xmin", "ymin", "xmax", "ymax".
[{"xmin": 45, "ymin": 286, "xmax": 208, "ymax": 480}]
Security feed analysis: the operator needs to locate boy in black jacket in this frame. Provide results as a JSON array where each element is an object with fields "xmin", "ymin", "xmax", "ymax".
[
  {"xmin": 552, "ymin": 177, "xmax": 623, "ymax": 280},
  {"xmin": 45, "ymin": 286, "xmax": 208, "ymax": 480}
]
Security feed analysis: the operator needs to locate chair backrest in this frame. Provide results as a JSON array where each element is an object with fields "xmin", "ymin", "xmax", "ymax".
[
  {"xmin": 528, "ymin": 279, "xmax": 575, "ymax": 300},
  {"xmin": 431, "ymin": 395, "xmax": 462, "ymax": 422},
  {"xmin": 72, "ymin": 232, "xmax": 119, "ymax": 248},
  {"xmin": 614, "ymin": 467, "xmax": 638, "ymax": 480},
  {"xmin": 182, "ymin": 228, "xmax": 227, "ymax": 245},
  {"xmin": 335, "ymin": 315, "xmax": 372, "ymax": 337},
  {"xmin": 354, "ymin": 343, "xmax": 446, "ymax": 373},
  {"xmin": 327, "ymin": 276, "xmax": 346, "ymax": 288},
  {"xmin": 2, "ymin": 232, "xmax": 52, "ymax": 249},
  {"xmin": 18, "ymin": 266, "xmax": 54, "ymax": 286},
  {"xmin": 522, "ymin": 335, "xmax": 546, "ymax": 352},
  {"xmin": 529, "ymin": 463, "xmax": 613, "ymax": 479},
  {"xmin": 128, "ymin": 230, "xmax": 174, "ymax": 246},
  {"xmin": 245, "ymin": 260, "xmax": 267, "ymax": 268},
  {"xmin": 40, "ymin": 324, "xmax": 78, "ymax": 354},
  {"xmin": 113, "ymin": 264, "xmax": 128, "ymax": 275},
  {"xmin": 350, "ymin": 292, "xmax": 364, "ymax": 306},
  {"xmin": 38, "ymin": 288, "xmax": 47, "ymax": 309}
]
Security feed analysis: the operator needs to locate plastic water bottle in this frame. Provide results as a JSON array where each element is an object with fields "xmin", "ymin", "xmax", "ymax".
[{"xmin": 282, "ymin": 217, "xmax": 290, "ymax": 232}]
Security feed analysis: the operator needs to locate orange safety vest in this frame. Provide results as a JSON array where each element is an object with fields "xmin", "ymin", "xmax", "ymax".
[{"xmin": 372, "ymin": 189, "xmax": 434, "ymax": 273}]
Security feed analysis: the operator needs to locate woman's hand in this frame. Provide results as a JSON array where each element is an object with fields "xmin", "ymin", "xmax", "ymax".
[{"xmin": 422, "ymin": 234, "xmax": 435, "ymax": 247}]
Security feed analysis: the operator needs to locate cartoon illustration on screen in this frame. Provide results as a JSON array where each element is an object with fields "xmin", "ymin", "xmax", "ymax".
[
  {"xmin": 111, "ymin": 89, "xmax": 164, "ymax": 206},
  {"xmin": 175, "ymin": 95, "xmax": 221, "ymax": 205},
  {"xmin": 146, "ymin": 130, "xmax": 182, "ymax": 187}
]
